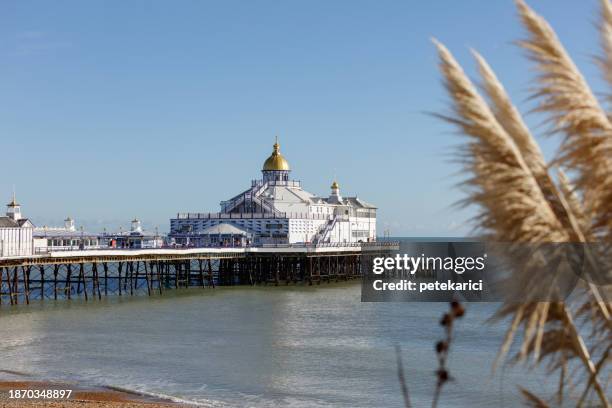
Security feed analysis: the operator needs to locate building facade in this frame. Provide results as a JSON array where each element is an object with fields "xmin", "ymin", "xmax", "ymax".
[
  {"xmin": 169, "ymin": 140, "xmax": 377, "ymax": 246},
  {"xmin": 0, "ymin": 195, "xmax": 34, "ymax": 257},
  {"xmin": 100, "ymin": 219, "xmax": 163, "ymax": 249},
  {"xmin": 33, "ymin": 217, "xmax": 101, "ymax": 253}
]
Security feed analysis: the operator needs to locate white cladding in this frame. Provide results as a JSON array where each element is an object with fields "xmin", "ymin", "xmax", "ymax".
[
  {"xmin": 170, "ymin": 142, "xmax": 377, "ymax": 245},
  {"xmin": 0, "ymin": 226, "xmax": 33, "ymax": 257},
  {"xmin": 0, "ymin": 197, "xmax": 34, "ymax": 257}
]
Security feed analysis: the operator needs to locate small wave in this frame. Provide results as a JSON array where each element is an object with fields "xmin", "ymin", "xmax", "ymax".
[
  {"xmin": 0, "ymin": 369, "xmax": 34, "ymax": 378},
  {"xmin": 105, "ymin": 384, "xmax": 231, "ymax": 408}
]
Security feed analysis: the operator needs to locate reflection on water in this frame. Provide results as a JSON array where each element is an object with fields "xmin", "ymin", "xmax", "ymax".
[{"xmin": 0, "ymin": 284, "xmax": 555, "ymax": 407}]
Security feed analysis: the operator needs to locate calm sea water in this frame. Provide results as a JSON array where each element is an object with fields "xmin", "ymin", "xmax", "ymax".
[{"xmin": 0, "ymin": 282, "xmax": 559, "ymax": 407}]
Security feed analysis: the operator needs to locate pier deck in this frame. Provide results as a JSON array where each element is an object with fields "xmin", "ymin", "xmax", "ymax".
[{"xmin": 0, "ymin": 243, "xmax": 397, "ymax": 306}]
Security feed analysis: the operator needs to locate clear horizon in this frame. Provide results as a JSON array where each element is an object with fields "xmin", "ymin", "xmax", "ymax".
[{"xmin": 1, "ymin": 1, "xmax": 602, "ymax": 235}]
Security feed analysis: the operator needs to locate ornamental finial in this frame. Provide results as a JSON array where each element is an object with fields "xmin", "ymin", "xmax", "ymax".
[{"xmin": 7, "ymin": 187, "xmax": 18, "ymax": 207}]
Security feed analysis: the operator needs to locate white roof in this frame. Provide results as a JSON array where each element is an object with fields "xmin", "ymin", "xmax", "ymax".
[
  {"xmin": 217, "ymin": 179, "xmax": 377, "ymax": 215},
  {"xmin": 199, "ymin": 223, "xmax": 249, "ymax": 236},
  {"xmin": 34, "ymin": 229, "xmax": 97, "ymax": 238}
]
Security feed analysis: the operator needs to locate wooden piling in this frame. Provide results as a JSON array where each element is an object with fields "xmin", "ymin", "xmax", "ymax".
[
  {"xmin": 0, "ymin": 245, "xmax": 394, "ymax": 306},
  {"xmin": 103, "ymin": 263, "xmax": 109, "ymax": 296},
  {"xmin": 39, "ymin": 265, "xmax": 45, "ymax": 300}
]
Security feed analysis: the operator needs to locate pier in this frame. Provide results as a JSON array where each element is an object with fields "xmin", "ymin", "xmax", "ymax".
[
  {"xmin": 0, "ymin": 243, "xmax": 397, "ymax": 306},
  {"xmin": 0, "ymin": 141, "xmax": 397, "ymax": 307}
]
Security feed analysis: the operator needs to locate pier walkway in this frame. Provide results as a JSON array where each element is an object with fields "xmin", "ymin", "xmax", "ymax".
[{"xmin": 0, "ymin": 242, "xmax": 397, "ymax": 306}]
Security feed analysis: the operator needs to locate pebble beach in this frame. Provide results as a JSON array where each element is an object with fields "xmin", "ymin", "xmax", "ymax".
[{"xmin": 0, "ymin": 380, "xmax": 185, "ymax": 408}]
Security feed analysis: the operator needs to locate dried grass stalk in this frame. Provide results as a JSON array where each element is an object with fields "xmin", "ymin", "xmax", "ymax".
[
  {"xmin": 433, "ymin": 2, "xmax": 611, "ymax": 401},
  {"xmin": 516, "ymin": 0, "xmax": 612, "ymax": 241},
  {"xmin": 557, "ymin": 170, "xmax": 588, "ymax": 232},
  {"xmin": 598, "ymin": 0, "xmax": 612, "ymax": 87},
  {"xmin": 432, "ymin": 39, "xmax": 566, "ymax": 244},
  {"xmin": 472, "ymin": 47, "xmax": 611, "ymax": 324},
  {"xmin": 520, "ymin": 388, "xmax": 551, "ymax": 408}
]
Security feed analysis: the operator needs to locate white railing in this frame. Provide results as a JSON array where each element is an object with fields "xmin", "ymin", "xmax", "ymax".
[
  {"xmin": 220, "ymin": 181, "xmax": 281, "ymax": 215},
  {"xmin": 258, "ymin": 241, "xmax": 395, "ymax": 249},
  {"xmin": 34, "ymin": 245, "xmax": 105, "ymax": 254},
  {"xmin": 174, "ymin": 212, "xmax": 333, "ymax": 221},
  {"xmin": 251, "ymin": 179, "xmax": 301, "ymax": 188},
  {"xmin": 312, "ymin": 215, "xmax": 339, "ymax": 244}
]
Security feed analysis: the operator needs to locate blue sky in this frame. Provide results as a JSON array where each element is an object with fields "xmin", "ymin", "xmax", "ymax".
[{"xmin": 0, "ymin": 1, "xmax": 604, "ymax": 235}]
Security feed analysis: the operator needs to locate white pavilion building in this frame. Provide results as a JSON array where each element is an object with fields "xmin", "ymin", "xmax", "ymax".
[
  {"xmin": 100, "ymin": 219, "xmax": 163, "ymax": 249},
  {"xmin": 169, "ymin": 140, "xmax": 377, "ymax": 246},
  {"xmin": 0, "ymin": 194, "xmax": 34, "ymax": 257},
  {"xmin": 33, "ymin": 217, "xmax": 101, "ymax": 252}
]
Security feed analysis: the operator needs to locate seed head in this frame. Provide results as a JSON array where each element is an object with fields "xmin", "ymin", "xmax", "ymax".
[{"xmin": 440, "ymin": 313, "xmax": 452, "ymax": 326}]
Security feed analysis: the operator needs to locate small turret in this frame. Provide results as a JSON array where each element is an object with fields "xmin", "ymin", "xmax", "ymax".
[
  {"xmin": 131, "ymin": 218, "xmax": 143, "ymax": 233},
  {"xmin": 329, "ymin": 180, "xmax": 342, "ymax": 204},
  {"xmin": 64, "ymin": 217, "xmax": 76, "ymax": 231},
  {"xmin": 6, "ymin": 192, "xmax": 21, "ymax": 221}
]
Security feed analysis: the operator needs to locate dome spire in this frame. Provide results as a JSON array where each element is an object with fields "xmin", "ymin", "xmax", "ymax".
[
  {"xmin": 6, "ymin": 188, "xmax": 22, "ymax": 220},
  {"xmin": 262, "ymin": 136, "xmax": 290, "ymax": 171},
  {"xmin": 329, "ymin": 177, "xmax": 342, "ymax": 203},
  {"xmin": 331, "ymin": 169, "xmax": 339, "ymax": 190},
  {"xmin": 7, "ymin": 187, "xmax": 18, "ymax": 207}
]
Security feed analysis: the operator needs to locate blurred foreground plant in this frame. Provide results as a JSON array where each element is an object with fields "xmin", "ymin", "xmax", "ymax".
[
  {"xmin": 432, "ymin": 301, "xmax": 465, "ymax": 408},
  {"xmin": 434, "ymin": 0, "xmax": 611, "ymax": 405},
  {"xmin": 396, "ymin": 301, "xmax": 465, "ymax": 408}
]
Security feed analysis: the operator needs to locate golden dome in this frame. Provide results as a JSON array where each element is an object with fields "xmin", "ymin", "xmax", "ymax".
[
  {"xmin": 331, "ymin": 180, "xmax": 340, "ymax": 190},
  {"xmin": 262, "ymin": 140, "xmax": 290, "ymax": 171}
]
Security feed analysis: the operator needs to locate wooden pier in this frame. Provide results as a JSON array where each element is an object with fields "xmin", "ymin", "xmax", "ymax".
[{"xmin": 0, "ymin": 243, "xmax": 397, "ymax": 306}]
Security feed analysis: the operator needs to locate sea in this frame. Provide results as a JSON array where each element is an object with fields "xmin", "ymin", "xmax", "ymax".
[
  {"xmin": 0, "ymin": 286, "xmax": 565, "ymax": 407},
  {"xmin": 0, "ymin": 238, "xmax": 562, "ymax": 407}
]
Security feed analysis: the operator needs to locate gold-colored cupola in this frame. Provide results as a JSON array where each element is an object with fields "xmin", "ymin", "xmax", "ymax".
[{"xmin": 262, "ymin": 138, "xmax": 290, "ymax": 171}]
